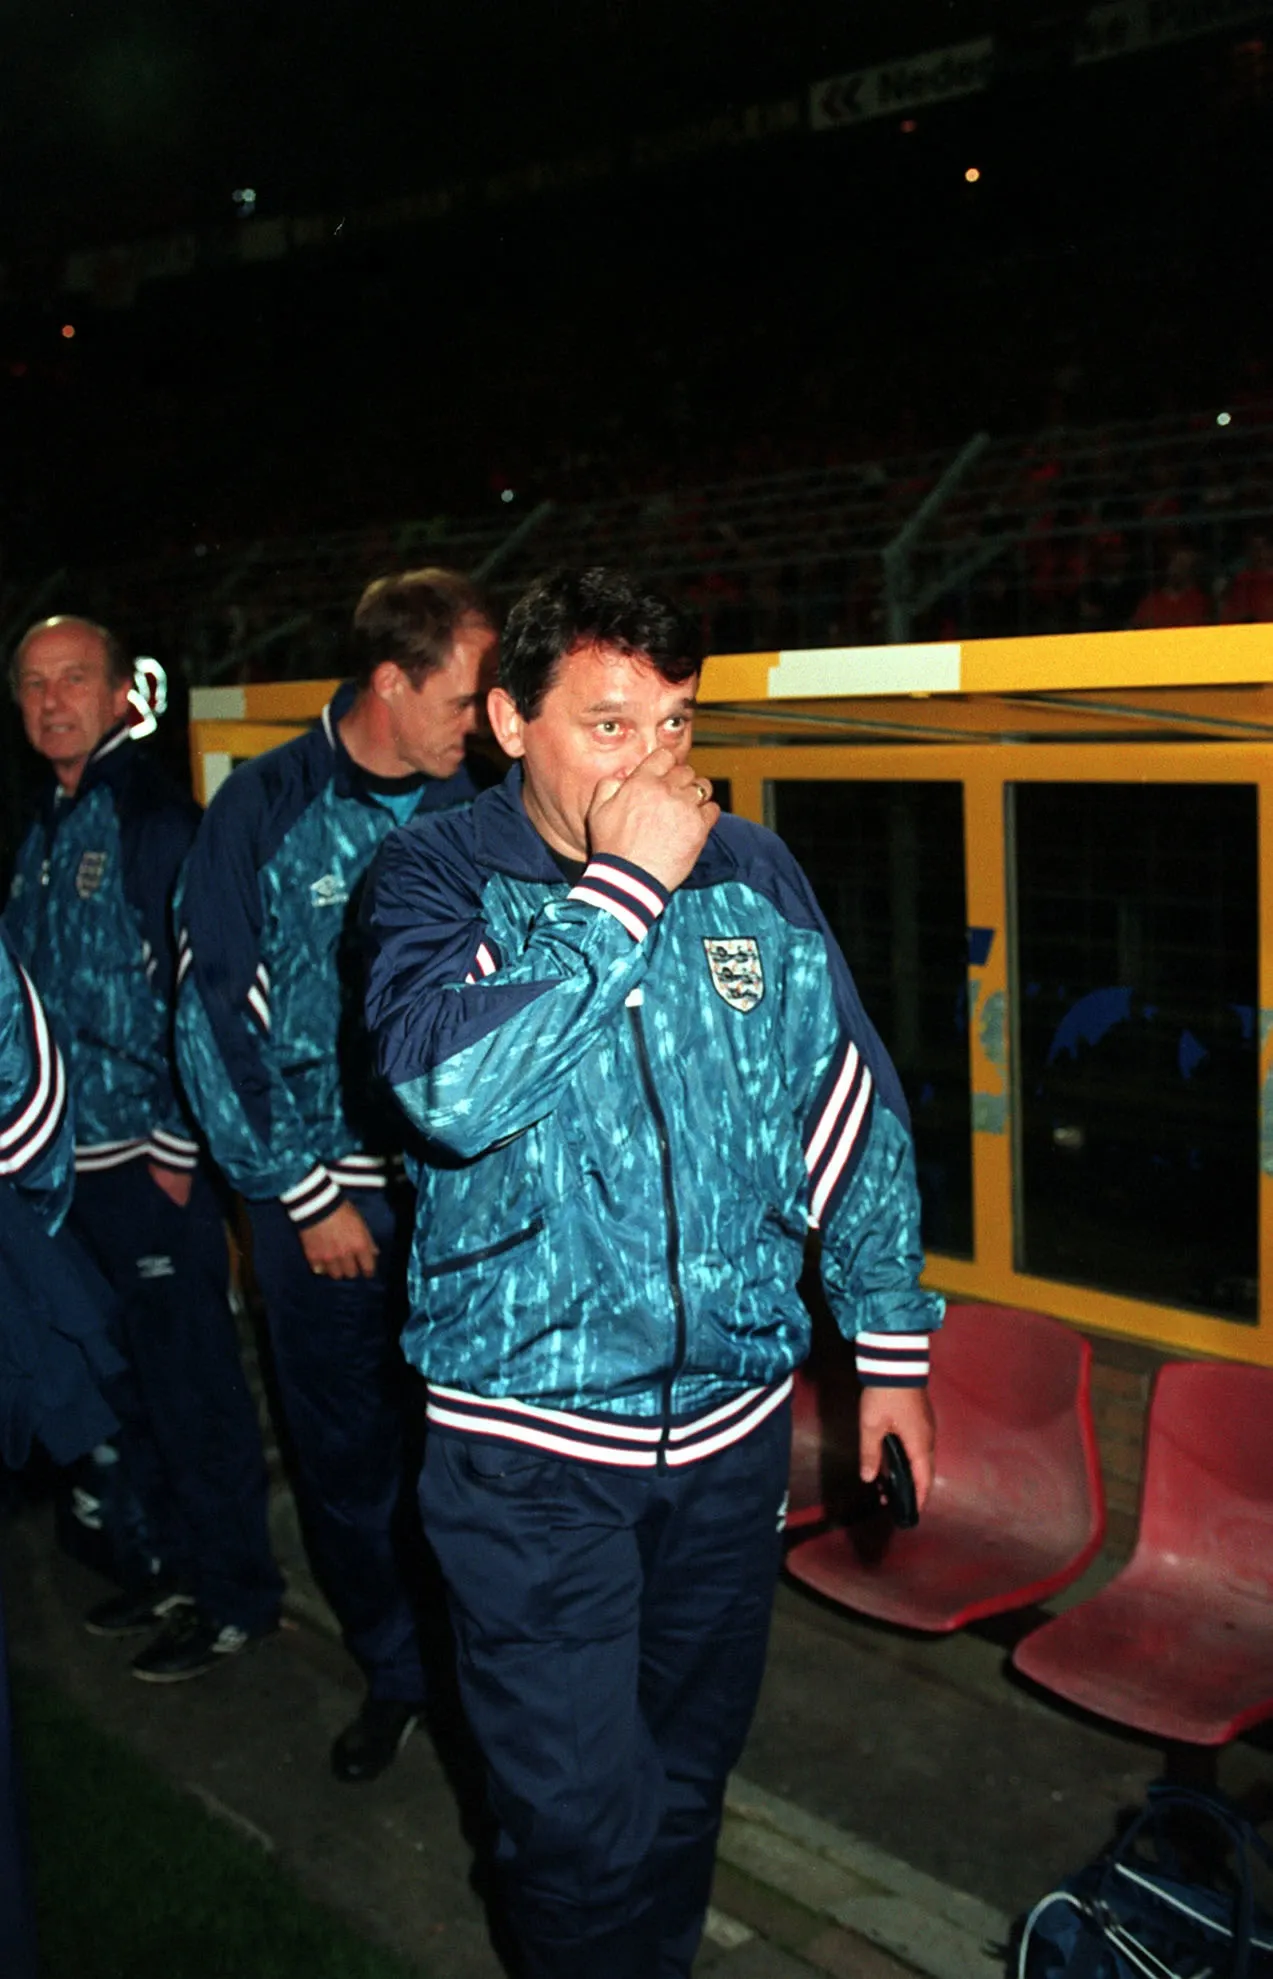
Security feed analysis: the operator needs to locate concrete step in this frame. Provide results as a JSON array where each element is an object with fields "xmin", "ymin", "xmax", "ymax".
[{"xmin": 712, "ymin": 1775, "xmax": 1012, "ymax": 1979}]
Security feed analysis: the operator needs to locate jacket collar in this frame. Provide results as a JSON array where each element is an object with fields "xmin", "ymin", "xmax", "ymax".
[
  {"xmin": 320, "ymin": 682, "xmax": 363, "ymax": 800},
  {"xmin": 40, "ymin": 719, "xmax": 135, "ymax": 823},
  {"xmin": 471, "ymin": 764, "xmax": 739, "ymax": 889}
]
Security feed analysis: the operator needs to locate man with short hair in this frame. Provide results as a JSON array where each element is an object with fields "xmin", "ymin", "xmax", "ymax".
[
  {"xmin": 176, "ymin": 567, "xmax": 498, "ymax": 1780},
  {"xmin": 5, "ymin": 615, "xmax": 282, "ymax": 1678},
  {"xmin": 361, "ymin": 566, "xmax": 941, "ymax": 1976}
]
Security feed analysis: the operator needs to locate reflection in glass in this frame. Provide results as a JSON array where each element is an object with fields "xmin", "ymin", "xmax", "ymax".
[
  {"xmin": 772, "ymin": 781, "xmax": 972, "ymax": 1258},
  {"xmin": 1015, "ymin": 783, "xmax": 1257, "ymax": 1322}
]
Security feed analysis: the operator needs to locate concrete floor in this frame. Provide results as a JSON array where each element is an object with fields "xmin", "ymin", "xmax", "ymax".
[{"xmin": 3, "ymin": 1501, "xmax": 1270, "ymax": 1978}]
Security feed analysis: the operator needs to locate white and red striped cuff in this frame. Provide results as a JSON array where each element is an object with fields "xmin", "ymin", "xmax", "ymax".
[
  {"xmin": 280, "ymin": 1165, "xmax": 343, "ymax": 1228},
  {"xmin": 328, "ymin": 1153, "xmax": 396, "ymax": 1191},
  {"xmin": 567, "ymin": 857, "xmax": 669, "ymax": 943},
  {"xmin": 854, "ymin": 1331, "xmax": 931, "ymax": 1387}
]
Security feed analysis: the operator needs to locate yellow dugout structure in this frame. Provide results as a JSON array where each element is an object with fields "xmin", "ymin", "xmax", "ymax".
[{"xmin": 189, "ymin": 624, "xmax": 1273, "ymax": 1396}]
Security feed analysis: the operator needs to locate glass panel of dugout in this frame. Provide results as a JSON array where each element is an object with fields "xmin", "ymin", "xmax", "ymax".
[
  {"xmin": 1012, "ymin": 781, "xmax": 1258, "ymax": 1323},
  {"xmin": 771, "ymin": 779, "xmax": 973, "ymax": 1259}
]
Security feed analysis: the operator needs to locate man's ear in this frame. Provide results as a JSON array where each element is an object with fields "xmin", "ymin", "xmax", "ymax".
[
  {"xmin": 487, "ymin": 686, "xmax": 526, "ymax": 759},
  {"xmin": 370, "ymin": 659, "xmax": 406, "ymax": 703}
]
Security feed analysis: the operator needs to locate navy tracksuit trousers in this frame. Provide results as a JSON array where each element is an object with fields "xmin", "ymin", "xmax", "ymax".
[
  {"xmin": 68, "ymin": 1162, "xmax": 281, "ymax": 1634},
  {"xmin": 247, "ymin": 1190, "xmax": 426, "ymax": 1703},
  {"xmin": 422, "ymin": 1396, "xmax": 791, "ymax": 1979}
]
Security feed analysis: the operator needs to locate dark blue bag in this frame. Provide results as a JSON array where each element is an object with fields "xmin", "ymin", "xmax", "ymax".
[{"xmin": 1020, "ymin": 1785, "xmax": 1273, "ymax": 1979}]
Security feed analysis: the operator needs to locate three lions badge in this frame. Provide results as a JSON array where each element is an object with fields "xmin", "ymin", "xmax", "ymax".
[
  {"xmin": 703, "ymin": 936, "xmax": 764, "ymax": 1013},
  {"xmin": 75, "ymin": 851, "xmax": 108, "ymax": 900}
]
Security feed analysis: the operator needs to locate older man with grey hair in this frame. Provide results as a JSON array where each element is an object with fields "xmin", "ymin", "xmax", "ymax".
[{"xmin": 6, "ymin": 615, "xmax": 280, "ymax": 1682}]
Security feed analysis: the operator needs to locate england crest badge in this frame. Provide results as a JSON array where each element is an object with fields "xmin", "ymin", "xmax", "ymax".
[
  {"xmin": 703, "ymin": 936, "xmax": 764, "ymax": 1013},
  {"xmin": 75, "ymin": 850, "xmax": 108, "ymax": 899}
]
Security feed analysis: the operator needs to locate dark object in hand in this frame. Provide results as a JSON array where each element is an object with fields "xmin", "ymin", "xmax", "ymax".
[{"xmin": 879, "ymin": 1432, "xmax": 919, "ymax": 1528}]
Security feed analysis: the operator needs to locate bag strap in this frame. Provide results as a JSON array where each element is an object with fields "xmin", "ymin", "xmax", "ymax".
[
  {"xmin": 1143, "ymin": 1786, "xmax": 1273, "ymax": 1874},
  {"xmin": 1104, "ymin": 1784, "xmax": 1266, "ymax": 1979}
]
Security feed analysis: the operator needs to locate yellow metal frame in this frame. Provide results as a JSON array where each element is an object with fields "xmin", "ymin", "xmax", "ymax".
[
  {"xmin": 688, "ymin": 742, "xmax": 1273, "ymax": 1369},
  {"xmin": 188, "ymin": 627, "xmax": 1273, "ymax": 1367}
]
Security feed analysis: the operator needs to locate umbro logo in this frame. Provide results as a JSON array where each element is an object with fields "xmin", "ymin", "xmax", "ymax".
[
  {"xmin": 137, "ymin": 1255, "xmax": 175, "ymax": 1280},
  {"xmin": 310, "ymin": 873, "xmax": 349, "ymax": 909}
]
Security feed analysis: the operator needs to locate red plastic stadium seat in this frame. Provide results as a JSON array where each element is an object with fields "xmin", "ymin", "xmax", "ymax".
[
  {"xmin": 785, "ymin": 1303, "xmax": 1105, "ymax": 1631},
  {"xmin": 1013, "ymin": 1360, "xmax": 1273, "ymax": 1745}
]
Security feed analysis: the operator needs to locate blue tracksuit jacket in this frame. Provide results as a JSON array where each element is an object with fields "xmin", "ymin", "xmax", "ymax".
[
  {"xmin": 4, "ymin": 725, "xmax": 199, "ymax": 1180},
  {"xmin": 174, "ymin": 683, "xmax": 485, "ymax": 1228},
  {"xmin": 1, "ymin": 923, "xmax": 123, "ymax": 1469},
  {"xmin": 0, "ymin": 926, "xmax": 73, "ymax": 1228},
  {"xmin": 362, "ymin": 767, "xmax": 942, "ymax": 1461}
]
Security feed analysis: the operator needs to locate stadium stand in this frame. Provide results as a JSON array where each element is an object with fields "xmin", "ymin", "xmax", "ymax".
[{"xmin": 54, "ymin": 405, "xmax": 1273, "ymax": 682}]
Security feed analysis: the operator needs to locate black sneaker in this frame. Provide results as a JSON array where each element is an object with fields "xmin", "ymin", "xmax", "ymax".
[
  {"xmin": 130, "ymin": 1605, "xmax": 271, "ymax": 1684},
  {"xmin": 84, "ymin": 1583, "xmax": 194, "ymax": 1638},
  {"xmin": 330, "ymin": 1697, "xmax": 423, "ymax": 1783}
]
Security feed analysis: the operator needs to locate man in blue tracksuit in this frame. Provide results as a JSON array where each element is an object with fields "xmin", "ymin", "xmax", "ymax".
[
  {"xmin": 361, "ymin": 567, "xmax": 943, "ymax": 1978},
  {"xmin": 0, "ymin": 927, "xmax": 72, "ymax": 1229},
  {"xmin": 0, "ymin": 925, "xmax": 122, "ymax": 1468},
  {"xmin": 5, "ymin": 615, "xmax": 281, "ymax": 1681},
  {"xmin": 175, "ymin": 567, "xmax": 498, "ymax": 1781},
  {"xmin": 1, "ymin": 928, "xmax": 74, "ymax": 1979}
]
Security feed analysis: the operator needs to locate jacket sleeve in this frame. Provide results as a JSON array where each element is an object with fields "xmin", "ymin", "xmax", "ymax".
[
  {"xmin": 0, "ymin": 930, "xmax": 74, "ymax": 1231},
  {"xmin": 173, "ymin": 773, "xmax": 344, "ymax": 1226},
  {"xmin": 362, "ymin": 822, "xmax": 672, "ymax": 1160},
  {"xmin": 116, "ymin": 788, "xmax": 201, "ymax": 1176},
  {"xmin": 774, "ymin": 853, "xmax": 943, "ymax": 1382}
]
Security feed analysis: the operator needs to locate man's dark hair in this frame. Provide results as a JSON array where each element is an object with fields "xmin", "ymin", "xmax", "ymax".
[
  {"xmin": 10, "ymin": 615, "xmax": 129, "ymax": 697},
  {"xmin": 350, "ymin": 567, "xmax": 492, "ymax": 690},
  {"xmin": 500, "ymin": 568, "xmax": 705, "ymax": 721}
]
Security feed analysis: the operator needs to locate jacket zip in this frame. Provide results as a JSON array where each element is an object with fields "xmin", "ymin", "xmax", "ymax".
[
  {"xmin": 34, "ymin": 806, "xmax": 60, "ymax": 979},
  {"xmin": 628, "ymin": 1000, "xmax": 686, "ymax": 1466}
]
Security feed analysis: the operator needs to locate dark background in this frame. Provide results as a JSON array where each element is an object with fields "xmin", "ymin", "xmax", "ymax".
[
  {"xmin": 3, "ymin": 4, "xmax": 1267, "ymax": 1319},
  {"xmin": 3, "ymin": 1, "xmax": 1271, "ymax": 572}
]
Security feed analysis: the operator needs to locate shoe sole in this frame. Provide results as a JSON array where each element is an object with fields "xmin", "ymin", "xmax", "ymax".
[
  {"xmin": 84, "ymin": 1595, "xmax": 194, "ymax": 1640},
  {"xmin": 131, "ymin": 1630, "xmax": 269, "ymax": 1684},
  {"xmin": 131, "ymin": 1659, "xmax": 226, "ymax": 1684}
]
